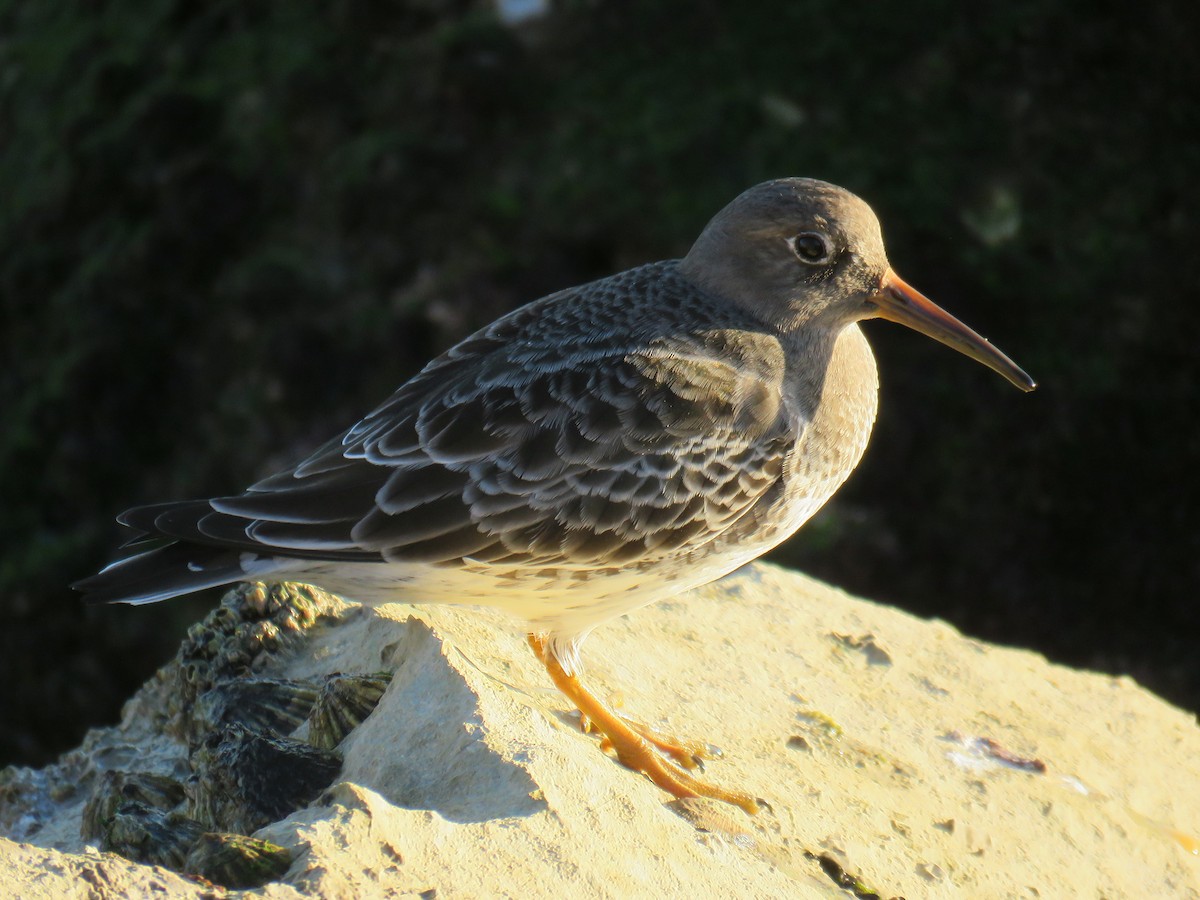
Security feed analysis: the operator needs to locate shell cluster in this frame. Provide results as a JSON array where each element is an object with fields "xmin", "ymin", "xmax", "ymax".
[
  {"xmin": 186, "ymin": 724, "xmax": 342, "ymax": 833},
  {"xmin": 168, "ymin": 581, "xmax": 344, "ymax": 743},
  {"xmin": 70, "ymin": 582, "xmax": 393, "ymax": 889},
  {"xmin": 184, "ymin": 832, "xmax": 293, "ymax": 889},
  {"xmin": 193, "ymin": 677, "xmax": 321, "ymax": 738},
  {"xmin": 81, "ymin": 771, "xmax": 186, "ymax": 843},
  {"xmin": 307, "ymin": 673, "xmax": 393, "ymax": 750}
]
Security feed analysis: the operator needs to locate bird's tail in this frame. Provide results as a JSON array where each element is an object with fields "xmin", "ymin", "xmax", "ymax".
[{"xmin": 72, "ymin": 542, "xmax": 277, "ymax": 605}]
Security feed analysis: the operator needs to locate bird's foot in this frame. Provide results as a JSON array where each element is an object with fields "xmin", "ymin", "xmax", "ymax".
[
  {"xmin": 529, "ymin": 634, "xmax": 760, "ymax": 815},
  {"xmin": 580, "ymin": 710, "xmax": 721, "ymax": 772}
]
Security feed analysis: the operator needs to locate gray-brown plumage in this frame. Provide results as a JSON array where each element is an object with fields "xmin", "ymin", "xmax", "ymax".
[{"xmin": 76, "ymin": 178, "xmax": 1033, "ymax": 811}]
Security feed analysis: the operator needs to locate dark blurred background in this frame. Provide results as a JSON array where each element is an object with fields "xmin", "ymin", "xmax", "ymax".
[{"xmin": 2, "ymin": 0, "xmax": 1196, "ymax": 769}]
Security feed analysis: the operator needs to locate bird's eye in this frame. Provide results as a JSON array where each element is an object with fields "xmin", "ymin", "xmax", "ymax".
[{"xmin": 789, "ymin": 232, "xmax": 833, "ymax": 265}]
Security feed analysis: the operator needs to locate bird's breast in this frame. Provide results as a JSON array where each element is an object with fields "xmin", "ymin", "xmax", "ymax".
[{"xmin": 774, "ymin": 324, "xmax": 881, "ymax": 536}]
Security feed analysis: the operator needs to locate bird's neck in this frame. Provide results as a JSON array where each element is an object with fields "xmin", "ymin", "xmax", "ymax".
[
  {"xmin": 778, "ymin": 322, "xmax": 876, "ymax": 420},
  {"xmin": 778, "ymin": 323, "xmax": 880, "ymax": 517}
]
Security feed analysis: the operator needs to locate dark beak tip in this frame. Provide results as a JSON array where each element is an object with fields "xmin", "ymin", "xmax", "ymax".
[
  {"xmin": 875, "ymin": 271, "xmax": 1036, "ymax": 395},
  {"xmin": 996, "ymin": 365, "xmax": 1036, "ymax": 393}
]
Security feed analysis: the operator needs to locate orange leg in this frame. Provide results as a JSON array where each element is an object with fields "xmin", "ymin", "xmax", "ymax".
[
  {"xmin": 581, "ymin": 709, "xmax": 719, "ymax": 771},
  {"xmin": 528, "ymin": 634, "xmax": 760, "ymax": 814}
]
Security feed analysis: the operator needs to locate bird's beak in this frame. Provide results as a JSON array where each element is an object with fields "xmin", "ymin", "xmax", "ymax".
[{"xmin": 866, "ymin": 268, "xmax": 1036, "ymax": 392}]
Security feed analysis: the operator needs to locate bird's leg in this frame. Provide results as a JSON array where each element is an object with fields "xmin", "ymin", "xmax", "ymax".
[{"xmin": 528, "ymin": 634, "xmax": 760, "ymax": 814}]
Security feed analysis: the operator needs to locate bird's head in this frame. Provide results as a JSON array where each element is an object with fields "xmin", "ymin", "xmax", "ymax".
[{"xmin": 680, "ymin": 177, "xmax": 1035, "ymax": 392}]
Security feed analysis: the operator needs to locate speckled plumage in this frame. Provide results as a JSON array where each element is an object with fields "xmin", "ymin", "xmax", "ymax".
[{"xmin": 76, "ymin": 178, "xmax": 1031, "ymax": 680}]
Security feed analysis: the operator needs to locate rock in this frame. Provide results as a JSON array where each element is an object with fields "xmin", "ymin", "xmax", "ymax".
[
  {"xmin": 80, "ymin": 771, "xmax": 188, "ymax": 844},
  {"xmin": 185, "ymin": 725, "xmax": 342, "ymax": 833},
  {"xmin": 2, "ymin": 563, "xmax": 1198, "ymax": 896},
  {"xmin": 182, "ymin": 832, "xmax": 293, "ymax": 889},
  {"xmin": 0, "ymin": 839, "xmax": 235, "ymax": 900},
  {"xmin": 90, "ymin": 801, "xmax": 205, "ymax": 870}
]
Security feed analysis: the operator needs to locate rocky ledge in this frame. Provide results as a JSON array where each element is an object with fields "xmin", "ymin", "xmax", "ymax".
[{"xmin": 2, "ymin": 564, "xmax": 1198, "ymax": 898}]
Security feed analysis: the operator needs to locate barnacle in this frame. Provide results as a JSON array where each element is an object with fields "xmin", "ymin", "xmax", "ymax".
[
  {"xmin": 98, "ymin": 800, "xmax": 206, "ymax": 869},
  {"xmin": 307, "ymin": 672, "xmax": 393, "ymax": 749},
  {"xmin": 187, "ymin": 724, "xmax": 341, "ymax": 833},
  {"xmin": 193, "ymin": 677, "xmax": 320, "ymax": 741},
  {"xmin": 81, "ymin": 770, "xmax": 187, "ymax": 842},
  {"xmin": 166, "ymin": 582, "xmax": 348, "ymax": 741},
  {"xmin": 183, "ymin": 832, "xmax": 293, "ymax": 888}
]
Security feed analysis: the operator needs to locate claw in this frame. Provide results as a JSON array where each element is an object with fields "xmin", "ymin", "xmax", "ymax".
[{"xmin": 529, "ymin": 634, "xmax": 760, "ymax": 815}]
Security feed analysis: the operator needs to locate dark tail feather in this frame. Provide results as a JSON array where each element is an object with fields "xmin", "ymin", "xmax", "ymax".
[{"xmin": 72, "ymin": 542, "xmax": 266, "ymax": 605}]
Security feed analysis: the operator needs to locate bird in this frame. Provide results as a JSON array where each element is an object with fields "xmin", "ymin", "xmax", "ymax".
[{"xmin": 75, "ymin": 177, "xmax": 1035, "ymax": 814}]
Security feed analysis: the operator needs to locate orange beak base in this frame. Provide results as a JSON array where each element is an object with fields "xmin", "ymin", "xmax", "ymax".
[{"xmin": 867, "ymin": 269, "xmax": 1035, "ymax": 392}]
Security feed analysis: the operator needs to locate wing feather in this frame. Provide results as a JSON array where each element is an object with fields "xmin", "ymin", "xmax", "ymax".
[{"xmin": 101, "ymin": 263, "xmax": 798, "ymax": 575}]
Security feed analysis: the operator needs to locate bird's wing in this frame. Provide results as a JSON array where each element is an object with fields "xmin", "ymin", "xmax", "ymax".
[{"xmin": 120, "ymin": 281, "xmax": 794, "ymax": 570}]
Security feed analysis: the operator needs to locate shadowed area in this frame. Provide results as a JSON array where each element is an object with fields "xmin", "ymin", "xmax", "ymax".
[{"xmin": 338, "ymin": 616, "xmax": 546, "ymax": 823}]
